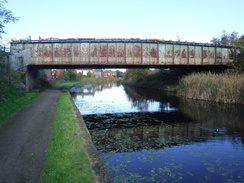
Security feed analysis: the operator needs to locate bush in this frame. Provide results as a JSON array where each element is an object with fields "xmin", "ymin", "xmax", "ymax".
[{"xmin": 0, "ymin": 51, "xmax": 25, "ymax": 104}]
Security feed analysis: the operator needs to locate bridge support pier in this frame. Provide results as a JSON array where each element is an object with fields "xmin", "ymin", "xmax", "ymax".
[{"xmin": 26, "ymin": 67, "xmax": 39, "ymax": 91}]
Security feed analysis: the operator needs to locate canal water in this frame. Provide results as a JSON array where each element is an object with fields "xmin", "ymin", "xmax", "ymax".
[{"xmin": 70, "ymin": 82, "xmax": 244, "ymax": 183}]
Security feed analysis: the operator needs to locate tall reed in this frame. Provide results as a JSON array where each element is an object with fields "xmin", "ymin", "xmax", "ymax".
[{"xmin": 179, "ymin": 73, "xmax": 244, "ymax": 104}]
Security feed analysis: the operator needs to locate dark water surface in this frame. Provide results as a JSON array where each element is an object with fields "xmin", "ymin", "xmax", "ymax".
[{"xmin": 70, "ymin": 83, "xmax": 244, "ymax": 183}]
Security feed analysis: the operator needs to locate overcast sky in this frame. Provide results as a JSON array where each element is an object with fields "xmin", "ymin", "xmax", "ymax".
[{"xmin": 2, "ymin": 0, "xmax": 244, "ymax": 46}]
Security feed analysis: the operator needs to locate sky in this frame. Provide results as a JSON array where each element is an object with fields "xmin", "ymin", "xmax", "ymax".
[{"xmin": 1, "ymin": 0, "xmax": 244, "ymax": 47}]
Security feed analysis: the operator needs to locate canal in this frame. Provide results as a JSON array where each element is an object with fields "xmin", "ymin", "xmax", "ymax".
[{"xmin": 70, "ymin": 82, "xmax": 244, "ymax": 183}]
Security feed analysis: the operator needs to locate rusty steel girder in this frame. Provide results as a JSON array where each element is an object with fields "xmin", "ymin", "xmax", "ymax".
[{"xmin": 10, "ymin": 39, "xmax": 234, "ymax": 67}]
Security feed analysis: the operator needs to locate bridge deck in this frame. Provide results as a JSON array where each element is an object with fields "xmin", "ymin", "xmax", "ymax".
[{"xmin": 10, "ymin": 38, "xmax": 233, "ymax": 71}]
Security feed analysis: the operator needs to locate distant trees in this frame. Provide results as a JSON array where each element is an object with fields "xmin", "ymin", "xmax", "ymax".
[
  {"xmin": 124, "ymin": 69, "xmax": 151, "ymax": 81},
  {"xmin": 211, "ymin": 30, "xmax": 244, "ymax": 73},
  {"xmin": 86, "ymin": 70, "xmax": 95, "ymax": 78},
  {"xmin": 58, "ymin": 70, "xmax": 82, "ymax": 81}
]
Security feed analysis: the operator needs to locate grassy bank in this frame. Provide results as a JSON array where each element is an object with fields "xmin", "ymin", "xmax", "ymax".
[
  {"xmin": 41, "ymin": 93, "xmax": 94, "ymax": 183},
  {"xmin": 0, "ymin": 92, "xmax": 40, "ymax": 127},
  {"xmin": 179, "ymin": 73, "xmax": 244, "ymax": 104}
]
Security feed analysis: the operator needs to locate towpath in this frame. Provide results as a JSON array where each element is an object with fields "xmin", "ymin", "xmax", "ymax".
[{"xmin": 0, "ymin": 86, "xmax": 63, "ymax": 183}]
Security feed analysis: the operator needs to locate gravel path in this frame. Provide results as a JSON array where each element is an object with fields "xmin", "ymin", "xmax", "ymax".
[{"xmin": 0, "ymin": 87, "xmax": 61, "ymax": 183}]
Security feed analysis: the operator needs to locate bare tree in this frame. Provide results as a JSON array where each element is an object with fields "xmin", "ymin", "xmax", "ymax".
[
  {"xmin": 0, "ymin": 0, "xmax": 19, "ymax": 38},
  {"xmin": 211, "ymin": 30, "xmax": 239, "ymax": 46}
]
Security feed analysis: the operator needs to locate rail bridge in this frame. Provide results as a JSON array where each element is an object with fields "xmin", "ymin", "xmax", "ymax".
[{"xmin": 10, "ymin": 38, "xmax": 234, "ymax": 90}]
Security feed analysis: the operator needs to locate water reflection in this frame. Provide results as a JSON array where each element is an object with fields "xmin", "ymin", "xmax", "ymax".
[
  {"xmin": 180, "ymin": 99, "xmax": 244, "ymax": 138},
  {"xmin": 71, "ymin": 83, "xmax": 178, "ymax": 115},
  {"xmin": 87, "ymin": 106, "xmax": 244, "ymax": 153},
  {"xmin": 70, "ymin": 83, "xmax": 114, "ymax": 98},
  {"xmin": 124, "ymin": 86, "xmax": 179, "ymax": 112},
  {"xmin": 71, "ymin": 83, "xmax": 244, "ymax": 183}
]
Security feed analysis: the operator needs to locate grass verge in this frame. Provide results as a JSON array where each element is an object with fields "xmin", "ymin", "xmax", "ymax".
[
  {"xmin": 0, "ymin": 92, "xmax": 40, "ymax": 127},
  {"xmin": 41, "ymin": 93, "xmax": 94, "ymax": 183}
]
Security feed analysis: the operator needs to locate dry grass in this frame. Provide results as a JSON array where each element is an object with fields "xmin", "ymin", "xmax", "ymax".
[{"xmin": 179, "ymin": 72, "xmax": 244, "ymax": 104}]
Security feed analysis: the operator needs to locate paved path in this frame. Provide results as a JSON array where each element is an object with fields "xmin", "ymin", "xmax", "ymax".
[{"xmin": 0, "ymin": 87, "xmax": 62, "ymax": 183}]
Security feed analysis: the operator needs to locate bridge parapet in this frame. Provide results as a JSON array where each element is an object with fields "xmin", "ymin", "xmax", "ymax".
[{"xmin": 10, "ymin": 38, "xmax": 234, "ymax": 69}]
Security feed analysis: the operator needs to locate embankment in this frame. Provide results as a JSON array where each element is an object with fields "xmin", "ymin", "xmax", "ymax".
[{"xmin": 69, "ymin": 93, "xmax": 112, "ymax": 183}]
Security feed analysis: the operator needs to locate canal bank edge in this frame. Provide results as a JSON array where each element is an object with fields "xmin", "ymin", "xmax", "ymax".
[{"xmin": 68, "ymin": 93, "xmax": 112, "ymax": 183}]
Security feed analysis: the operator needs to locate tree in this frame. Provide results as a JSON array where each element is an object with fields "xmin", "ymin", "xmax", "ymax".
[
  {"xmin": 116, "ymin": 70, "xmax": 124, "ymax": 78},
  {"xmin": 211, "ymin": 30, "xmax": 244, "ymax": 73},
  {"xmin": 124, "ymin": 69, "xmax": 151, "ymax": 81},
  {"xmin": 0, "ymin": 0, "xmax": 19, "ymax": 89},
  {"xmin": 0, "ymin": 1, "xmax": 20, "ymax": 103},
  {"xmin": 211, "ymin": 30, "xmax": 239, "ymax": 46},
  {"xmin": 58, "ymin": 69, "xmax": 81, "ymax": 81},
  {"xmin": 0, "ymin": 0, "xmax": 19, "ymax": 38},
  {"xmin": 87, "ymin": 71, "xmax": 93, "ymax": 78}
]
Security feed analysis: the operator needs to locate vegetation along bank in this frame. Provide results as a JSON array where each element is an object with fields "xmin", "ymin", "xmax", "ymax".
[
  {"xmin": 179, "ymin": 73, "xmax": 244, "ymax": 104},
  {"xmin": 123, "ymin": 69, "xmax": 244, "ymax": 105}
]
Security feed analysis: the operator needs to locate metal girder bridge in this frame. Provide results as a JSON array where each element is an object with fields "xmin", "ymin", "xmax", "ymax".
[{"xmin": 10, "ymin": 38, "xmax": 234, "ymax": 90}]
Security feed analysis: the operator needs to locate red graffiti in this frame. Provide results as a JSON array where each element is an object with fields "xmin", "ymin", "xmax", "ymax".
[
  {"xmin": 44, "ymin": 46, "xmax": 52, "ymax": 57},
  {"xmin": 100, "ymin": 45, "xmax": 107, "ymax": 57},
  {"xmin": 167, "ymin": 49, "xmax": 172, "ymax": 58},
  {"xmin": 150, "ymin": 47, "xmax": 157, "ymax": 57},
  {"xmin": 182, "ymin": 49, "xmax": 187, "ymax": 58},
  {"xmin": 35, "ymin": 46, "xmax": 42, "ymax": 57},
  {"xmin": 174, "ymin": 48, "xmax": 180, "ymax": 58},
  {"xmin": 91, "ymin": 45, "xmax": 98, "ymax": 57},
  {"xmin": 63, "ymin": 46, "xmax": 71, "ymax": 57},
  {"xmin": 54, "ymin": 45, "xmax": 61, "ymax": 57},
  {"xmin": 109, "ymin": 45, "xmax": 115, "ymax": 57},
  {"xmin": 190, "ymin": 49, "xmax": 195, "ymax": 58},
  {"xmin": 203, "ymin": 50, "xmax": 208, "ymax": 59},
  {"xmin": 134, "ymin": 45, "xmax": 141, "ymax": 57},
  {"xmin": 117, "ymin": 45, "xmax": 124, "ymax": 57}
]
